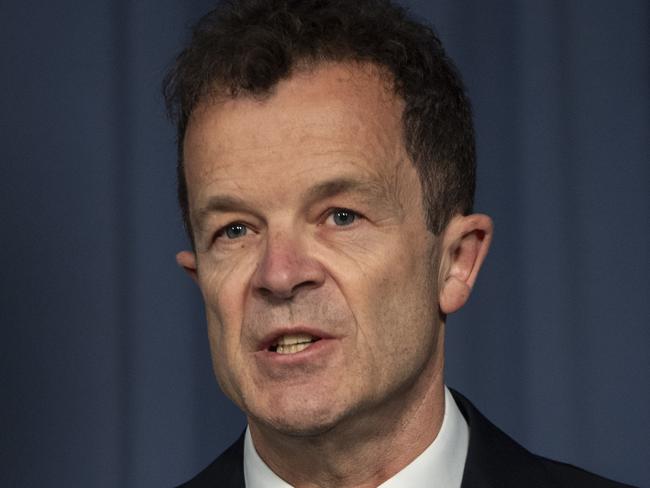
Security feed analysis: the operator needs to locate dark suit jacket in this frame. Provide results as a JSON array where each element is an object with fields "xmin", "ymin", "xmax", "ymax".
[{"xmin": 177, "ymin": 390, "xmax": 635, "ymax": 487}]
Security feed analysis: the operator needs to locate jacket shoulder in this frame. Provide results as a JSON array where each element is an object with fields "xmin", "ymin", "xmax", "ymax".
[
  {"xmin": 175, "ymin": 433, "xmax": 245, "ymax": 488},
  {"xmin": 537, "ymin": 456, "xmax": 637, "ymax": 488},
  {"xmin": 450, "ymin": 389, "xmax": 636, "ymax": 488}
]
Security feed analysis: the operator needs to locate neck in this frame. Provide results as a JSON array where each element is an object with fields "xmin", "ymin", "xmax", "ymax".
[{"xmin": 248, "ymin": 339, "xmax": 446, "ymax": 488}]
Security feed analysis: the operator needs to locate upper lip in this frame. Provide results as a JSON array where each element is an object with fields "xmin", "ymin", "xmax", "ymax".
[{"xmin": 257, "ymin": 326, "xmax": 335, "ymax": 351}]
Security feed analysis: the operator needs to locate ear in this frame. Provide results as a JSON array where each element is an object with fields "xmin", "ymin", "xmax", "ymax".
[
  {"xmin": 438, "ymin": 214, "xmax": 493, "ymax": 314},
  {"xmin": 176, "ymin": 250, "xmax": 198, "ymax": 283}
]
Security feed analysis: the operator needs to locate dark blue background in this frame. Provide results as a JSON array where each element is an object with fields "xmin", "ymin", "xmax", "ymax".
[{"xmin": 1, "ymin": 1, "xmax": 648, "ymax": 486}]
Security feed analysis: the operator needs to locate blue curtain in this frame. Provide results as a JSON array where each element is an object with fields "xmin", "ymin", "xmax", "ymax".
[{"xmin": 1, "ymin": 1, "xmax": 647, "ymax": 486}]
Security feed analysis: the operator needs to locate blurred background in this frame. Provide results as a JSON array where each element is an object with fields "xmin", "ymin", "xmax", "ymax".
[{"xmin": 1, "ymin": 0, "xmax": 648, "ymax": 486}]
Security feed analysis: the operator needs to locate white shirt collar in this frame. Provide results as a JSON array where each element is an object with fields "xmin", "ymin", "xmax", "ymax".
[{"xmin": 243, "ymin": 386, "xmax": 469, "ymax": 488}]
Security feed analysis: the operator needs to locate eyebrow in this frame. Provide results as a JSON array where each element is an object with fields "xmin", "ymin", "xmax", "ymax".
[
  {"xmin": 193, "ymin": 175, "xmax": 395, "ymax": 232},
  {"xmin": 193, "ymin": 194, "xmax": 255, "ymax": 233},
  {"xmin": 302, "ymin": 177, "xmax": 391, "ymax": 206}
]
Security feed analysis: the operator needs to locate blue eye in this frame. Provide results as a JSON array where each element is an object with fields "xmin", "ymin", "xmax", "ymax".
[
  {"xmin": 331, "ymin": 209, "xmax": 357, "ymax": 226},
  {"xmin": 224, "ymin": 223, "xmax": 247, "ymax": 239}
]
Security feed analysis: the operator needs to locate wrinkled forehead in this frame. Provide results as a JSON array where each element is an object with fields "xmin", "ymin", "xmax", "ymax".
[
  {"xmin": 186, "ymin": 62, "xmax": 402, "ymax": 148},
  {"xmin": 182, "ymin": 61, "xmax": 412, "ymax": 195}
]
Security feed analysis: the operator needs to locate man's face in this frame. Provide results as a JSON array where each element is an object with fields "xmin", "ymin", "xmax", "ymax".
[{"xmin": 181, "ymin": 62, "xmax": 444, "ymax": 435}]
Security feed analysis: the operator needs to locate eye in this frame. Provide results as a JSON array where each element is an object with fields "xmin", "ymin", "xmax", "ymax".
[
  {"xmin": 329, "ymin": 208, "xmax": 357, "ymax": 226},
  {"xmin": 218, "ymin": 223, "xmax": 248, "ymax": 240}
]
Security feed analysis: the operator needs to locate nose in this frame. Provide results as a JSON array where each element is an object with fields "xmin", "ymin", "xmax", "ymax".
[{"xmin": 251, "ymin": 230, "xmax": 326, "ymax": 300}]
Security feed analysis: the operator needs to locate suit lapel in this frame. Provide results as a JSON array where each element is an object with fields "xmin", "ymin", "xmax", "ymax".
[{"xmin": 451, "ymin": 390, "xmax": 559, "ymax": 488}]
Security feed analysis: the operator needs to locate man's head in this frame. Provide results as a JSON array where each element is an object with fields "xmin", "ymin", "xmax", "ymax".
[
  {"xmin": 164, "ymin": 0, "xmax": 492, "ymax": 443},
  {"xmin": 164, "ymin": 0, "xmax": 476, "ymax": 243}
]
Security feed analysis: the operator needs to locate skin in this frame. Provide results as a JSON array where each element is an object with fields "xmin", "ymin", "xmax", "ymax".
[{"xmin": 177, "ymin": 62, "xmax": 492, "ymax": 487}]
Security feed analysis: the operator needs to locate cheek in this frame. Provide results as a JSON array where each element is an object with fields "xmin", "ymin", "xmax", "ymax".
[
  {"xmin": 204, "ymin": 295, "xmax": 251, "ymax": 408},
  {"xmin": 198, "ymin": 255, "xmax": 256, "ymax": 396},
  {"xmin": 348, "ymin": 240, "xmax": 439, "ymax": 368},
  {"xmin": 199, "ymin": 251, "xmax": 257, "ymax": 333}
]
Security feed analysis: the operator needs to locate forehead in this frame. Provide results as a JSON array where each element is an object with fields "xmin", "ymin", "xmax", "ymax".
[{"xmin": 183, "ymin": 62, "xmax": 412, "ymax": 209}]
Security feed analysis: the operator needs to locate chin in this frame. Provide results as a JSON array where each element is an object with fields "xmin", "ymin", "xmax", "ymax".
[
  {"xmin": 265, "ymin": 417, "xmax": 338, "ymax": 437},
  {"xmin": 249, "ymin": 396, "xmax": 352, "ymax": 437}
]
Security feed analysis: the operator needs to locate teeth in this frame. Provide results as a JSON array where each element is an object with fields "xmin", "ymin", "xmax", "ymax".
[
  {"xmin": 276, "ymin": 342, "xmax": 311, "ymax": 354},
  {"xmin": 276, "ymin": 333, "xmax": 315, "ymax": 346},
  {"xmin": 272, "ymin": 333, "xmax": 318, "ymax": 354}
]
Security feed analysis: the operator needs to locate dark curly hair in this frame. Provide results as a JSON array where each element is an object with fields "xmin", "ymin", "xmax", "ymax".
[{"xmin": 163, "ymin": 0, "xmax": 475, "ymax": 243}]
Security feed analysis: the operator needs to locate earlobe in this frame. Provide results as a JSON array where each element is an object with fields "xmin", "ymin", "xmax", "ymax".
[
  {"xmin": 176, "ymin": 250, "xmax": 198, "ymax": 283},
  {"xmin": 439, "ymin": 214, "xmax": 493, "ymax": 314},
  {"xmin": 439, "ymin": 277, "xmax": 472, "ymax": 314}
]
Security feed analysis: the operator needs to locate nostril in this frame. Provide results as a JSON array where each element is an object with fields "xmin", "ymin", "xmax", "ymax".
[
  {"xmin": 256, "ymin": 279, "xmax": 320, "ymax": 301},
  {"xmin": 256, "ymin": 286, "xmax": 294, "ymax": 302},
  {"xmin": 257, "ymin": 287, "xmax": 272, "ymax": 298}
]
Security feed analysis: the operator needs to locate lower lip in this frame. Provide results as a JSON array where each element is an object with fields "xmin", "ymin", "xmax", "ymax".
[{"xmin": 254, "ymin": 338, "xmax": 338, "ymax": 366}]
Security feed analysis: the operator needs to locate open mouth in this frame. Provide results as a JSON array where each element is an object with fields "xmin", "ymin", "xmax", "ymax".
[{"xmin": 268, "ymin": 333, "xmax": 321, "ymax": 355}]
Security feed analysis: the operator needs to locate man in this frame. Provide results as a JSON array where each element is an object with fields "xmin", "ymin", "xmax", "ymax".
[{"xmin": 164, "ymin": 1, "xmax": 633, "ymax": 486}]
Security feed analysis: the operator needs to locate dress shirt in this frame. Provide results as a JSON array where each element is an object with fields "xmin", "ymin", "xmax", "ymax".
[{"xmin": 243, "ymin": 386, "xmax": 469, "ymax": 487}]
